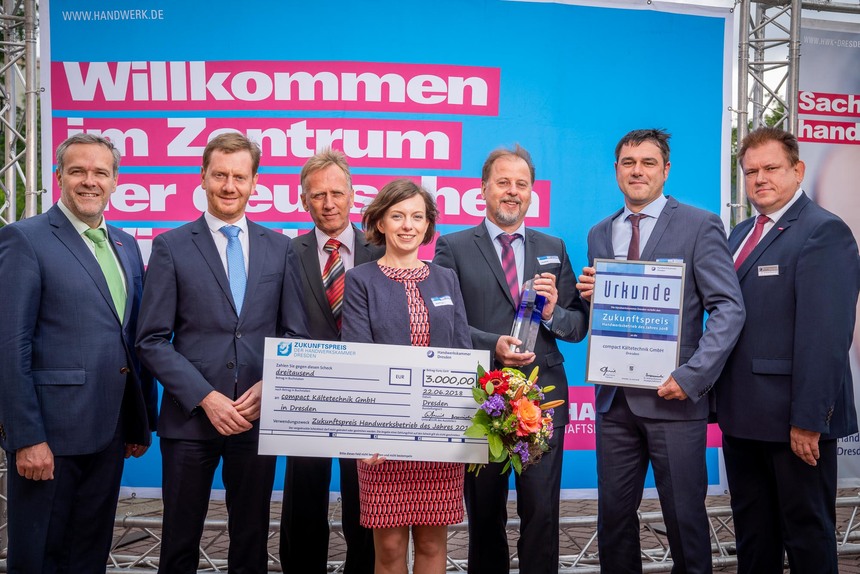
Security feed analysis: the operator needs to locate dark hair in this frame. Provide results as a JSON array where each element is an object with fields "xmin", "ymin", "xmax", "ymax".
[
  {"xmin": 738, "ymin": 127, "xmax": 800, "ymax": 166},
  {"xmin": 614, "ymin": 129, "xmax": 671, "ymax": 165},
  {"xmin": 202, "ymin": 132, "xmax": 262, "ymax": 175},
  {"xmin": 362, "ymin": 179, "xmax": 437, "ymax": 246},
  {"xmin": 481, "ymin": 144, "xmax": 535, "ymax": 184},
  {"xmin": 56, "ymin": 133, "xmax": 121, "ymax": 176}
]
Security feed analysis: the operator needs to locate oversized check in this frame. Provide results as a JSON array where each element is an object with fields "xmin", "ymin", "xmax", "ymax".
[
  {"xmin": 586, "ymin": 259, "xmax": 685, "ymax": 388},
  {"xmin": 259, "ymin": 338, "xmax": 491, "ymax": 464}
]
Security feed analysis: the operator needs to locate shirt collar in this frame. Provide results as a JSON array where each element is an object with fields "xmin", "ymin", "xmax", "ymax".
[
  {"xmin": 756, "ymin": 187, "xmax": 803, "ymax": 223},
  {"xmin": 314, "ymin": 224, "xmax": 355, "ymax": 253},
  {"xmin": 205, "ymin": 211, "xmax": 248, "ymax": 235},
  {"xmin": 57, "ymin": 199, "xmax": 108, "ymax": 236},
  {"xmin": 619, "ymin": 194, "xmax": 667, "ymax": 222},
  {"xmin": 484, "ymin": 218, "xmax": 526, "ymax": 241}
]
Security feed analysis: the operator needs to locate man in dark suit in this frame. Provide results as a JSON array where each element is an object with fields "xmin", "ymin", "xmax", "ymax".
[
  {"xmin": 577, "ymin": 129, "xmax": 745, "ymax": 574},
  {"xmin": 136, "ymin": 133, "xmax": 309, "ymax": 574},
  {"xmin": 279, "ymin": 149, "xmax": 380, "ymax": 573},
  {"xmin": 0, "ymin": 133, "xmax": 157, "ymax": 572},
  {"xmin": 716, "ymin": 127, "xmax": 860, "ymax": 574},
  {"xmin": 434, "ymin": 145, "xmax": 589, "ymax": 574}
]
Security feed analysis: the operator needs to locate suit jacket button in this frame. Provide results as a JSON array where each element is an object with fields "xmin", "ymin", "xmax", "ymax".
[
  {"xmin": 227, "ymin": 361, "xmax": 235, "ymax": 369},
  {"xmin": 120, "ymin": 366, "xmax": 130, "ymax": 374},
  {"xmin": 235, "ymin": 331, "xmax": 242, "ymax": 339}
]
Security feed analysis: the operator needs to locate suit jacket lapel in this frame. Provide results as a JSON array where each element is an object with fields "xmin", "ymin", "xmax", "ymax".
[
  {"xmin": 107, "ymin": 225, "xmax": 134, "ymax": 325},
  {"xmin": 298, "ymin": 229, "xmax": 337, "ymax": 331},
  {"xmin": 596, "ymin": 209, "xmax": 620, "ymax": 260},
  {"xmin": 736, "ymin": 193, "xmax": 808, "ymax": 280},
  {"xmin": 640, "ymin": 196, "xmax": 678, "ymax": 261},
  {"xmin": 474, "ymin": 222, "xmax": 517, "ymax": 309},
  {"xmin": 523, "ymin": 229, "xmax": 538, "ymax": 284},
  {"xmin": 190, "ymin": 216, "xmax": 236, "ymax": 313},
  {"xmin": 353, "ymin": 224, "xmax": 377, "ymax": 266},
  {"xmin": 243, "ymin": 220, "xmax": 268, "ymax": 319},
  {"xmin": 49, "ymin": 205, "xmax": 121, "ymax": 324}
]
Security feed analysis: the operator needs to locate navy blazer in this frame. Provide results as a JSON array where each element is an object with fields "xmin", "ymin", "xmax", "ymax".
[
  {"xmin": 136, "ymin": 215, "xmax": 309, "ymax": 440},
  {"xmin": 342, "ymin": 261, "xmax": 471, "ymax": 350},
  {"xmin": 587, "ymin": 196, "xmax": 746, "ymax": 421},
  {"xmin": 0, "ymin": 204, "xmax": 157, "ymax": 455},
  {"xmin": 293, "ymin": 225, "xmax": 384, "ymax": 341},
  {"xmin": 717, "ymin": 193, "xmax": 859, "ymax": 441},
  {"xmin": 434, "ymin": 222, "xmax": 588, "ymax": 427}
]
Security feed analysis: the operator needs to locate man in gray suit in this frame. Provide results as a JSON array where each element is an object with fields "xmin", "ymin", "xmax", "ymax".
[
  {"xmin": 435, "ymin": 145, "xmax": 589, "ymax": 574},
  {"xmin": 577, "ymin": 129, "xmax": 745, "ymax": 573},
  {"xmin": 0, "ymin": 133, "xmax": 156, "ymax": 572},
  {"xmin": 280, "ymin": 149, "xmax": 380, "ymax": 573},
  {"xmin": 136, "ymin": 133, "xmax": 308, "ymax": 574}
]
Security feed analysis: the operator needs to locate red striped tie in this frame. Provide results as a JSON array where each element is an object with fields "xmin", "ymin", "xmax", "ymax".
[
  {"xmin": 322, "ymin": 238, "xmax": 345, "ymax": 330},
  {"xmin": 498, "ymin": 233, "xmax": 521, "ymax": 303},
  {"xmin": 734, "ymin": 215, "xmax": 770, "ymax": 271}
]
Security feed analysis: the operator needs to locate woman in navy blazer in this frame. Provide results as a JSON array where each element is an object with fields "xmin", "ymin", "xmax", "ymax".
[{"xmin": 342, "ymin": 179, "xmax": 471, "ymax": 574}]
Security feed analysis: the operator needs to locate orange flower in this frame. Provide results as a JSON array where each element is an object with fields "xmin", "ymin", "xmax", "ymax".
[{"xmin": 512, "ymin": 398, "xmax": 543, "ymax": 437}]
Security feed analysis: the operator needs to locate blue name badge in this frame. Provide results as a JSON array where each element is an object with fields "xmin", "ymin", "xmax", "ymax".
[
  {"xmin": 431, "ymin": 295, "xmax": 454, "ymax": 307},
  {"xmin": 537, "ymin": 255, "xmax": 560, "ymax": 265}
]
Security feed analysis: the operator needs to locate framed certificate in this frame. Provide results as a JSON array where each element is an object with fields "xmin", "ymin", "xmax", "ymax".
[
  {"xmin": 585, "ymin": 259, "xmax": 685, "ymax": 388},
  {"xmin": 258, "ymin": 338, "xmax": 491, "ymax": 464}
]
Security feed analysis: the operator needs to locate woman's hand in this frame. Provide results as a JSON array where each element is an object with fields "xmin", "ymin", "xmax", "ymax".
[{"xmin": 361, "ymin": 453, "xmax": 386, "ymax": 466}]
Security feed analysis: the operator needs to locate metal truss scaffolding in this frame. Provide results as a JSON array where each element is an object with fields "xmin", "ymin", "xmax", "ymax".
[{"xmin": 733, "ymin": 0, "xmax": 860, "ymax": 223}]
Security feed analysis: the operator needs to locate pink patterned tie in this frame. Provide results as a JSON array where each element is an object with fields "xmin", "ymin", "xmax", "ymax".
[
  {"xmin": 322, "ymin": 238, "xmax": 345, "ymax": 330},
  {"xmin": 734, "ymin": 215, "xmax": 770, "ymax": 271},
  {"xmin": 498, "ymin": 233, "xmax": 521, "ymax": 303}
]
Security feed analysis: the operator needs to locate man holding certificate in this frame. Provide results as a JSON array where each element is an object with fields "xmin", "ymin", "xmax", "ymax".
[
  {"xmin": 435, "ymin": 145, "xmax": 589, "ymax": 574},
  {"xmin": 577, "ymin": 129, "xmax": 744, "ymax": 574}
]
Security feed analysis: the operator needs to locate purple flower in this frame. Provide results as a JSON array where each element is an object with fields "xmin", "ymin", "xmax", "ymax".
[
  {"xmin": 513, "ymin": 441, "xmax": 530, "ymax": 465},
  {"xmin": 480, "ymin": 394, "xmax": 506, "ymax": 417}
]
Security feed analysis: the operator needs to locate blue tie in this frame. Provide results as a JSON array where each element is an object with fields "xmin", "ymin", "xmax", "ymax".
[{"xmin": 220, "ymin": 225, "xmax": 247, "ymax": 315}]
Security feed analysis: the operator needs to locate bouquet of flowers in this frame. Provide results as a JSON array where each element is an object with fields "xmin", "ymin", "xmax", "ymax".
[{"xmin": 464, "ymin": 364, "xmax": 564, "ymax": 475}]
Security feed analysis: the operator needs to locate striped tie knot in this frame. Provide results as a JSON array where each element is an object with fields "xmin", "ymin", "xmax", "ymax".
[{"xmin": 498, "ymin": 233, "xmax": 522, "ymax": 303}]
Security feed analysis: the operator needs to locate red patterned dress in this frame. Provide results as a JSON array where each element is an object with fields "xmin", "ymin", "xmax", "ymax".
[{"xmin": 357, "ymin": 264, "xmax": 465, "ymax": 528}]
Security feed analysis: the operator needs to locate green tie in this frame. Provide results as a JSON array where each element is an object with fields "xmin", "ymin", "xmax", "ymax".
[{"xmin": 83, "ymin": 228, "xmax": 127, "ymax": 321}]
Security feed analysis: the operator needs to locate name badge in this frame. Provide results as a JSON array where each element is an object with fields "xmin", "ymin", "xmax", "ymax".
[
  {"xmin": 431, "ymin": 295, "xmax": 454, "ymax": 307},
  {"xmin": 537, "ymin": 255, "xmax": 560, "ymax": 265},
  {"xmin": 758, "ymin": 265, "xmax": 779, "ymax": 277}
]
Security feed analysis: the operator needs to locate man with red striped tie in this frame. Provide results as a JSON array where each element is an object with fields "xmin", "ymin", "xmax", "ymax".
[
  {"xmin": 280, "ymin": 149, "xmax": 383, "ymax": 573},
  {"xmin": 435, "ymin": 145, "xmax": 589, "ymax": 574}
]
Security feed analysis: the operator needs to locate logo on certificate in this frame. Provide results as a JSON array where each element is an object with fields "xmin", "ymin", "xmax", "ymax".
[
  {"xmin": 277, "ymin": 342, "xmax": 293, "ymax": 357},
  {"xmin": 427, "ymin": 350, "xmax": 435, "ymax": 358}
]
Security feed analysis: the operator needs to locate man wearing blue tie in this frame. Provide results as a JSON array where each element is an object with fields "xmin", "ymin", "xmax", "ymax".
[
  {"xmin": 0, "ymin": 133, "xmax": 157, "ymax": 572},
  {"xmin": 136, "ymin": 133, "xmax": 309, "ymax": 574}
]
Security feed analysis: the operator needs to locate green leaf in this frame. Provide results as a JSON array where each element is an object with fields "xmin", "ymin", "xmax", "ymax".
[
  {"xmin": 501, "ymin": 459, "xmax": 512, "ymax": 474},
  {"xmin": 477, "ymin": 364, "xmax": 487, "ymax": 379},
  {"xmin": 472, "ymin": 409, "xmax": 491, "ymax": 426},
  {"xmin": 488, "ymin": 433, "xmax": 503, "ymax": 458},
  {"xmin": 464, "ymin": 424, "xmax": 488, "ymax": 438},
  {"xmin": 472, "ymin": 387, "xmax": 488, "ymax": 403},
  {"xmin": 512, "ymin": 454, "xmax": 523, "ymax": 475}
]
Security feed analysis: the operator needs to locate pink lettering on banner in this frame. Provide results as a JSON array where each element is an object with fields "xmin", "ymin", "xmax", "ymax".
[
  {"xmin": 563, "ymin": 386, "xmax": 597, "ymax": 450},
  {"xmin": 706, "ymin": 423, "xmax": 722, "ymax": 448},
  {"xmin": 53, "ymin": 116, "xmax": 462, "ymax": 169},
  {"xmin": 798, "ymin": 118, "xmax": 860, "ymax": 145},
  {"xmin": 798, "ymin": 90, "xmax": 860, "ymax": 117},
  {"xmin": 53, "ymin": 60, "xmax": 501, "ymax": 116}
]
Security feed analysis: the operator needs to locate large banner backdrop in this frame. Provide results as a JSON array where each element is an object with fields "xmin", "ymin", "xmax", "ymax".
[
  {"xmin": 41, "ymin": 0, "xmax": 735, "ymax": 498},
  {"xmin": 798, "ymin": 18, "xmax": 860, "ymax": 487}
]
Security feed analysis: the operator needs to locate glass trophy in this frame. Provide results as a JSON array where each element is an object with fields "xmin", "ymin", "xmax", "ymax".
[{"xmin": 509, "ymin": 279, "xmax": 546, "ymax": 354}]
